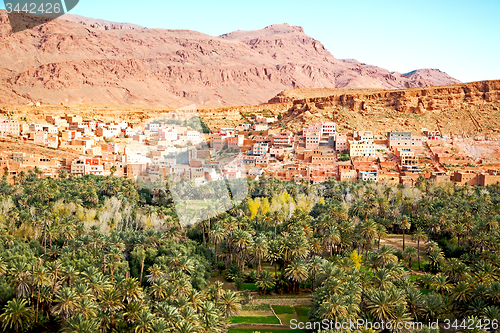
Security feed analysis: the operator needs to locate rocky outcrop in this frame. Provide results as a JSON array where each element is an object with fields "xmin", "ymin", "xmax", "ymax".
[
  {"xmin": 287, "ymin": 80, "xmax": 500, "ymax": 115},
  {"xmin": 59, "ymin": 14, "xmax": 144, "ymax": 31},
  {"xmin": 271, "ymin": 80, "xmax": 500, "ymax": 136}
]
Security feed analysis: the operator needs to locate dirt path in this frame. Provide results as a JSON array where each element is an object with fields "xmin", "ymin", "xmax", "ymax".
[
  {"xmin": 379, "ymin": 234, "xmax": 426, "ymax": 252},
  {"xmin": 376, "ymin": 235, "xmax": 427, "ymax": 276}
]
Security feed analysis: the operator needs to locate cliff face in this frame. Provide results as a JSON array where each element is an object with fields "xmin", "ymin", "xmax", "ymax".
[
  {"xmin": 0, "ymin": 11, "xmax": 460, "ymax": 107},
  {"xmin": 286, "ymin": 80, "xmax": 500, "ymax": 114},
  {"xmin": 271, "ymin": 80, "xmax": 500, "ymax": 137}
]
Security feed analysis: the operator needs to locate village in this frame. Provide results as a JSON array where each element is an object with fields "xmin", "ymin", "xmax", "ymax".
[{"xmin": 0, "ymin": 109, "xmax": 499, "ymax": 187}]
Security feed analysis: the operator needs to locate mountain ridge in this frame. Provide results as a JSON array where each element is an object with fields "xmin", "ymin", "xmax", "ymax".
[{"xmin": 0, "ymin": 10, "xmax": 460, "ymax": 107}]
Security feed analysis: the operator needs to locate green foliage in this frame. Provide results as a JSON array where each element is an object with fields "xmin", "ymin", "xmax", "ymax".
[
  {"xmin": 241, "ymin": 303, "xmax": 272, "ymax": 311},
  {"xmin": 294, "ymin": 305, "xmax": 310, "ymax": 322},
  {"xmin": 1, "ymin": 171, "xmax": 500, "ymax": 332},
  {"xmin": 242, "ymin": 283, "xmax": 258, "ymax": 291},
  {"xmin": 235, "ymin": 277, "xmax": 244, "ymax": 291},
  {"xmin": 272, "ymin": 305, "xmax": 295, "ymax": 314},
  {"xmin": 338, "ymin": 154, "xmax": 350, "ymax": 161}
]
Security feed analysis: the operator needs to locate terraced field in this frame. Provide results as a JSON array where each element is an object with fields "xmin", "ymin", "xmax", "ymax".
[{"xmin": 229, "ymin": 300, "xmax": 312, "ymax": 332}]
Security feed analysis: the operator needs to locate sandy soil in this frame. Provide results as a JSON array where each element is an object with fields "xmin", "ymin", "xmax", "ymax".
[
  {"xmin": 379, "ymin": 234, "xmax": 426, "ymax": 252},
  {"xmin": 249, "ymin": 297, "xmax": 312, "ymax": 306},
  {"xmin": 239, "ymin": 310, "xmax": 275, "ymax": 316}
]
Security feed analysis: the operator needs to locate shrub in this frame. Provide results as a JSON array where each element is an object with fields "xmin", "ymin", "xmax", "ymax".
[{"xmin": 245, "ymin": 270, "xmax": 257, "ymax": 283}]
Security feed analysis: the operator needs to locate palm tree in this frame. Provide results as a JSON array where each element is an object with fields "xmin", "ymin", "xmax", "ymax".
[
  {"xmin": 131, "ymin": 245, "xmax": 146, "ymax": 285},
  {"xmin": 176, "ymin": 320, "xmax": 197, "ymax": 333},
  {"xmin": 75, "ymin": 297, "xmax": 98, "ymax": 320},
  {"xmin": 412, "ymin": 228, "xmax": 428, "ymax": 270},
  {"xmin": 427, "ymin": 251, "xmax": 444, "ymax": 273},
  {"xmin": 252, "ymin": 235, "xmax": 268, "ymax": 277},
  {"xmin": 134, "ymin": 308, "xmax": 155, "ymax": 333},
  {"xmin": 85, "ymin": 273, "xmax": 111, "ymax": 297},
  {"xmin": 0, "ymin": 257, "xmax": 7, "ymax": 277},
  {"xmin": 319, "ymin": 294, "xmax": 348, "ymax": 324},
  {"xmin": 269, "ymin": 211, "xmax": 282, "ymax": 240},
  {"xmin": 177, "ymin": 257, "xmax": 195, "ymax": 275},
  {"xmin": 63, "ymin": 314, "xmax": 100, "ymax": 333},
  {"xmin": 488, "ymin": 282, "xmax": 500, "ymax": 304},
  {"xmin": 451, "ymin": 281, "xmax": 472, "ymax": 303},
  {"xmin": 230, "ymin": 229, "xmax": 253, "ymax": 270},
  {"xmin": 52, "ymin": 286, "xmax": 78, "ymax": 322},
  {"xmin": 199, "ymin": 301, "xmax": 223, "ymax": 333},
  {"xmin": 120, "ymin": 278, "xmax": 144, "ymax": 303},
  {"xmin": 400, "ymin": 218, "xmax": 411, "ymax": 251},
  {"xmin": 218, "ymin": 290, "xmax": 241, "ymax": 318},
  {"xmin": 99, "ymin": 287, "xmax": 123, "ymax": 328},
  {"xmin": 149, "ymin": 278, "xmax": 169, "ymax": 301},
  {"xmin": 420, "ymin": 273, "xmax": 434, "ymax": 290},
  {"xmin": 323, "ymin": 225, "xmax": 341, "ymax": 256},
  {"xmin": 256, "ymin": 270, "xmax": 275, "ymax": 295},
  {"xmin": 62, "ymin": 265, "xmax": 79, "ymax": 287},
  {"xmin": 267, "ymin": 239, "xmax": 282, "ymax": 276},
  {"xmin": 444, "ymin": 258, "xmax": 470, "ymax": 283},
  {"xmin": 124, "ymin": 301, "xmax": 142, "ymax": 324},
  {"xmin": 155, "ymin": 304, "xmax": 180, "ymax": 330},
  {"xmin": 0, "ymin": 298, "xmax": 34, "ymax": 333},
  {"xmin": 482, "ymin": 306, "xmax": 500, "ymax": 322},
  {"xmin": 373, "ymin": 268, "xmax": 394, "ymax": 290},
  {"xmin": 212, "ymin": 281, "xmax": 224, "ymax": 307},
  {"xmin": 359, "ymin": 219, "xmax": 377, "ymax": 254},
  {"xmin": 454, "ymin": 223, "xmax": 468, "ymax": 247},
  {"xmin": 375, "ymin": 224, "xmax": 387, "ymax": 250},
  {"xmin": 284, "ymin": 259, "xmax": 309, "ymax": 294},
  {"xmin": 403, "ymin": 246, "xmax": 417, "ymax": 269},
  {"xmin": 365, "ymin": 289, "xmax": 398, "ymax": 323},
  {"xmin": 422, "ymin": 293, "xmax": 445, "ymax": 321},
  {"xmin": 146, "ymin": 264, "xmax": 164, "ymax": 284},
  {"xmin": 33, "ymin": 264, "xmax": 51, "ymax": 320},
  {"xmin": 10, "ymin": 261, "xmax": 32, "ymax": 298},
  {"xmin": 210, "ymin": 224, "xmax": 226, "ymax": 265},
  {"xmin": 405, "ymin": 288, "xmax": 424, "ymax": 321},
  {"xmin": 308, "ymin": 256, "xmax": 324, "ymax": 292},
  {"xmin": 376, "ymin": 245, "xmax": 398, "ymax": 267},
  {"xmin": 425, "ymin": 241, "xmax": 440, "ymax": 255},
  {"xmin": 431, "ymin": 273, "xmax": 452, "ymax": 297},
  {"xmin": 186, "ymin": 289, "xmax": 204, "ymax": 313}
]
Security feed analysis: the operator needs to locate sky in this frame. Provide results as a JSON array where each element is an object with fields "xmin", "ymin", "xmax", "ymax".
[{"xmin": 1, "ymin": 0, "xmax": 499, "ymax": 83}]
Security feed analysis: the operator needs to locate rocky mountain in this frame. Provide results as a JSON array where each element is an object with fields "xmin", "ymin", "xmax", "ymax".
[
  {"xmin": 59, "ymin": 14, "xmax": 145, "ymax": 31},
  {"xmin": 0, "ymin": 10, "xmax": 460, "ymax": 107}
]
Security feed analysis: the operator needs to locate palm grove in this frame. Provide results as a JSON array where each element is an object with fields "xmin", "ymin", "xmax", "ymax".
[{"xmin": 0, "ymin": 170, "xmax": 499, "ymax": 332}]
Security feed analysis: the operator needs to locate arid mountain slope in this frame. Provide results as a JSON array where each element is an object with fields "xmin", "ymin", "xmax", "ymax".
[
  {"xmin": 271, "ymin": 80, "xmax": 500, "ymax": 137},
  {"xmin": 59, "ymin": 14, "xmax": 145, "ymax": 31},
  {"xmin": 1, "ymin": 81, "xmax": 498, "ymax": 140},
  {"xmin": 0, "ymin": 10, "xmax": 460, "ymax": 107}
]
